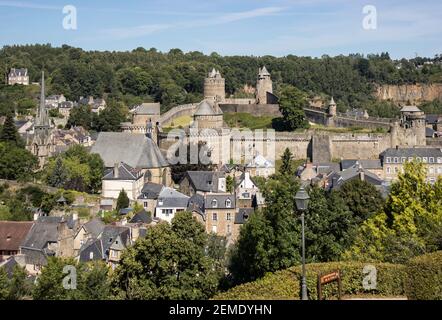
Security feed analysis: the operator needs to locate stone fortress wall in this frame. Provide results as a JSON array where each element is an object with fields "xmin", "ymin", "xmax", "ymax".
[{"xmin": 155, "ymin": 67, "xmax": 429, "ymax": 164}]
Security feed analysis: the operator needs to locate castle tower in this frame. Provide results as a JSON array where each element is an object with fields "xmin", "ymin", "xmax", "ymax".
[
  {"xmin": 29, "ymin": 71, "xmax": 54, "ymax": 168},
  {"xmin": 390, "ymin": 105, "xmax": 426, "ymax": 147},
  {"xmin": 326, "ymin": 97, "xmax": 337, "ymax": 127},
  {"xmin": 204, "ymin": 68, "xmax": 225, "ymax": 102},
  {"xmin": 256, "ymin": 66, "xmax": 273, "ymax": 104}
]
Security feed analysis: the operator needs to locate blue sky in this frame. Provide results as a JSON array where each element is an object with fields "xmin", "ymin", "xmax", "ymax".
[{"xmin": 0, "ymin": 0, "xmax": 441, "ymax": 58}]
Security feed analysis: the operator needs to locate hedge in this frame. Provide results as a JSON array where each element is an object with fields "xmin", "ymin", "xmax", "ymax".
[
  {"xmin": 213, "ymin": 261, "xmax": 406, "ymax": 300},
  {"xmin": 405, "ymin": 251, "xmax": 442, "ymax": 300}
]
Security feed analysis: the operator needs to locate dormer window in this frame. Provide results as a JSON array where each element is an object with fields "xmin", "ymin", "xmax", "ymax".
[
  {"xmin": 225, "ymin": 199, "xmax": 231, "ymax": 208},
  {"xmin": 211, "ymin": 199, "xmax": 218, "ymax": 208},
  {"xmin": 89, "ymin": 252, "xmax": 94, "ymax": 260}
]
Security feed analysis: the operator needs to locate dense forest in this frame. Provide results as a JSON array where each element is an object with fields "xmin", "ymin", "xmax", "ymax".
[{"xmin": 1, "ymin": 44, "xmax": 442, "ymax": 117}]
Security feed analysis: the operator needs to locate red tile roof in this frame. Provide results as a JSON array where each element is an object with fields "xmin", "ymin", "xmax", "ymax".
[{"xmin": 0, "ymin": 221, "xmax": 34, "ymax": 251}]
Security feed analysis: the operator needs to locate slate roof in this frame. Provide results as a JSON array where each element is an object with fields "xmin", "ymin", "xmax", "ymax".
[
  {"xmin": 235, "ymin": 208, "xmax": 254, "ymax": 224},
  {"xmin": 340, "ymin": 159, "xmax": 382, "ymax": 170},
  {"xmin": 0, "ymin": 256, "xmax": 18, "ymax": 277},
  {"xmin": 98, "ymin": 225, "xmax": 131, "ymax": 257},
  {"xmin": 129, "ymin": 210, "xmax": 152, "ymax": 224},
  {"xmin": 426, "ymin": 127, "xmax": 436, "ymax": 137},
  {"xmin": 157, "ymin": 187, "xmax": 190, "ymax": 208},
  {"xmin": 103, "ymin": 162, "xmax": 142, "ymax": 180},
  {"xmin": 184, "ymin": 171, "xmax": 224, "ymax": 193},
  {"xmin": 328, "ymin": 163, "xmax": 384, "ymax": 191},
  {"xmin": 9, "ymin": 68, "xmax": 28, "ymax": 77},
  {"xmin": 82, "ymin": 218, "xmax": 105, "ymax": 238},
  {"xmin": 194, "ymin": 100, "xmax": 216, "ymax": 116},
  {"xmin": 187, "ymin": 193, "xmax": 205, "ymax": 215},
  {"xmin": 0, "ymin": 221, "xmax": 33, "ymax": 251},
  {"xmin": 133, "ymin": 103, "xmax": 160, "ymax": 115},
  {"xmin": 426, "ymin": 114, "xmax": 440, "ymax": 125},
  {"xmin": 91, "ymin": 132, "xmax": 168, "ymax": 168},
  {"xmin": 205, "ymin": 194, "xmax": 235, "ymax": 209},
  {"xmin": 79, "ymin": 238, "xmax": 104, "ymax": 263},
  {"xmin": 380, "ymin": 147, "xmax": 442, "ymax": 158},
  {"xmin": 137, "ymin": 182, "xmax": 164, "ymax": 200}
]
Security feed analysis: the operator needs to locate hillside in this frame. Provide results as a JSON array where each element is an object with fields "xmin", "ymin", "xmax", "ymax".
[{"xmin": 1, "ymin": 45, "xmax": 442, "ymax": 117}]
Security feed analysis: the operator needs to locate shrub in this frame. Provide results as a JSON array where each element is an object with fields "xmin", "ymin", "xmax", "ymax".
[
  {"xmin": 405, "ymin": 251, "xmax": 442, "ymax": 300},
  {"xmin": 214, "ymin": 261, "xmax": 406, "ymax": 300}
]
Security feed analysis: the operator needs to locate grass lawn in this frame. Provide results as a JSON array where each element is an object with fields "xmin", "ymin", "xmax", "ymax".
[
  {"xmin": 162, "ymin": 115, "xmax": 193, "ymax": 129},
  {"xmin": 224, "ymin": 112, "xmax": 275, "ymax": 130}
]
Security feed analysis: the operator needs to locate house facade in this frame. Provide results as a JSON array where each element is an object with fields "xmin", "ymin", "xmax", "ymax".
[{"xmin": 8, "ymin": 68, "xmax": 29, "ymax": 85}]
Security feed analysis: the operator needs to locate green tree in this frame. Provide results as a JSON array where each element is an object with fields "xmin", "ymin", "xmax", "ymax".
[
  {"xmin": 226, "ymin": 175, "xmax": 234, "ymax": 193},
  {"xmin": 32, "ymin": 257, "xmax": 82, "ymax": 300},
  {"xmin": 77, "ymin": 261, "xmax": 110, "ymax": 300},
  {"xmin": 335, "ymin": 179, "xmax": 384, "ymax": 224},
  {"xmin": 116, "ymin": 189, "xmax": 130, "ymax": 212},
  {"xmin": 344, "ymin": 161, "xmax": 442, "ymax": 263},
  {"xmin": 279, "ymin": 148, "xmax": 294, "ymax": 176},
  {"xmin": 0, "ymin": 142, "xmax": 38, "ymax": 181},
  {"xmin": 0, "ymin": 267, "xmax": 9, "ymax": 300},
  {"xmin": 111, "ymin": 211, "xmax": 218, "ymax": 299},
  {"xmin": 278, "ymin": 85, "xmax": 309, "ymax": 130},
  {"xmin": 0, "ymin": 113, "xmax": 21, "ymax": 145},
  {"xmin": 47, "ymin": 156, "xmax": 68, "ymax": 188},
  {"xmin": 8, "ymin": 265, "xmax": 31, "ymax": 300}
]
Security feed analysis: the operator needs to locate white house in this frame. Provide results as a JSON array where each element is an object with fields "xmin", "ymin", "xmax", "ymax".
[
  {"xmin": 101, "ymin": 162, "xmax": 144, "ymax": 201},
  {"xmin": 246, "ymin": 154, "xmax": 275, "ymax": 178},
  {"xmin": 155, "ymin": 187, "xmax": 189, "ymax": 223}
]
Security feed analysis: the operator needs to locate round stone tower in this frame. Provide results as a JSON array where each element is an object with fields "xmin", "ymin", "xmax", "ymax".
[
  {"xmin": 204, "ymin": 68, "xmax": 225, "ymax": 102},
  {"xmin": 256, "ymin": 66, "xmax": 273, "ymax": 104}
]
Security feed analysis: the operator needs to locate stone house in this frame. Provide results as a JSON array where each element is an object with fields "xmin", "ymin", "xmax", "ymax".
[
  {"xmin": 8, "ymin": 68, "xmax": 29, "ymax": 85},
  {"xmin": 136, "ymin": 182, "xmax": 164, "ymax": 213},
  {"xmin": 78, "ymin": 96, "xmax": 107, "ymax": 113},
  {"xmin": 245, "ymin": 154, "xmax": 275, "ymax": 178},
  {"xmin": 73, "ymin": 218, "xmax": 105, "ymax": 256},
  {"xmin": 179, "ymin": 171, "xmax": 226, "ymax": 196},
  {"xmin": 45, "ymin": 94, "xmax": 66, "ymax": 109},
  {"xmin": 155, "ymin": 187, "xmax": 189, "ymax": 223},
  {"xmin": 101, "ymin": 162, "xmax": 144, "ymax": 201}
]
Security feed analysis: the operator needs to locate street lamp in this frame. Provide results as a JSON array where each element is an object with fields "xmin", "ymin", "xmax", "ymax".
[{"xmin": 294, "ymin": 186, "xmax": 310, "ymax": 301}]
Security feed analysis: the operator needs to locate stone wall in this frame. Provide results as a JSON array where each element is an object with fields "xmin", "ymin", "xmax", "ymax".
[
  {"xmin": 219, "ymin": 104, "xmax": 282, "ymax": 117},
  {"xmin": 159, "ymin": 103, "xmax": 197, "ymax": 126}
]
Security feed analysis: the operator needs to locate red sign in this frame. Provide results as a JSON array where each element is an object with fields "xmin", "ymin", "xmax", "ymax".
[{"xmin": 320, "ymin": 271, "xmax": 340, "ymax": 285}]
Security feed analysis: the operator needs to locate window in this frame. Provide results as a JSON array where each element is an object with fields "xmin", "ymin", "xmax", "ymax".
[
  {"xmin": 162, "ymin": 209, "xmax": 173, "ymax": 216},
  {"xmin": 211, "ymin": 199, "xmax": 218, "ymax": 208},
  {"xmin": 430, "ymin": 157, "xmax": 435, "ymax": 163},
  {"xmin": 111, "ymin": 250, "xmax": 118, "ymax": 258},
  {"xmin": 212, "ymin": 225, "xmax": 217, "ymax": 233},
  {"xmin": 416, "ymin": 157, "xmax": 422, "ymax": 163},
  {"xmin": 386, "ymin": 157, "xmax": 391, "ymax": 163},
  {"xmin": 401, "ymin": 157, "xmax": 406, "ymax": 163},
  {"xmin": 225, "ymin": 199, "xmax": 232, "ymax": 208},
  {"xmin": 423, "ymin": 157, "xmax": 428, "ymax": 163},
  {"xmin": 408, "ymin": 157, "xmax": 414, "ymax": 162},
  {"xmin": 89, "ymin": 252, "xmax": 94, "ymax": 260},
  {"xmin": 437, "ymin": 157, "xmax": 442, "ymax": 163},
  {"xmin": 386, "ymin": 167, "xmax": 391, "ymax": 174},
  {"xmin": 212, "ymin": 213, "xmax": 218, "ymax": 221},
  {"xmin": 394, "ymin": 157, "xmax": 399, "ymax": 163},
  {"xmin": 394, "ymin": 167, "xmax": 399, "ymax": 173},
  {"xmin": 143, "ymin": 201, "xmax": 148, "ymax": 208},
  {"xmin": 429, "ymin": 167, "xmax": 435, "ymax": 174},
  {"xmin": 243, "ymin": 192, "xmax": 250, "ymax": 198},
  {"xmin": 227, "ymin": 213, "xmax": 231, "ymax": 221}
]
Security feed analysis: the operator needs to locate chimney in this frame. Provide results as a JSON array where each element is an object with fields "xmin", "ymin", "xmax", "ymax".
[
  {"xmin": 114, "ymin": 163, "xmax": 119, "ymax": 178},
  {"xmin": 33, "ymin": 212, "xmax": 39, "ymax": 221}
]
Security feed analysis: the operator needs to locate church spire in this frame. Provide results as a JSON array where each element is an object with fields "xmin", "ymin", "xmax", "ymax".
[{"xmin": 36, "ymin": 71, "xmax": 49, "ymax": 127}]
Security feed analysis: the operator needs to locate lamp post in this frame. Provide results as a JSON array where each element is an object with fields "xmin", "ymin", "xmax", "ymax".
[{"xmin": 294, "ymin": 186, "xmax": 310, "ymax": 301}]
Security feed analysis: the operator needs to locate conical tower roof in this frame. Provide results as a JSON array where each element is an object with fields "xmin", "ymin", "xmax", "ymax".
[
  {"xmin": 259, "ymin": 66, "xmax": 270, "ymax": 76},
  {"xmin": 329, "ymin": 96, "xmax": 336, "ymax": 106},
  {"xmin": 194, "ymin": 100, "xmax": 216, "ymax": 116}
]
